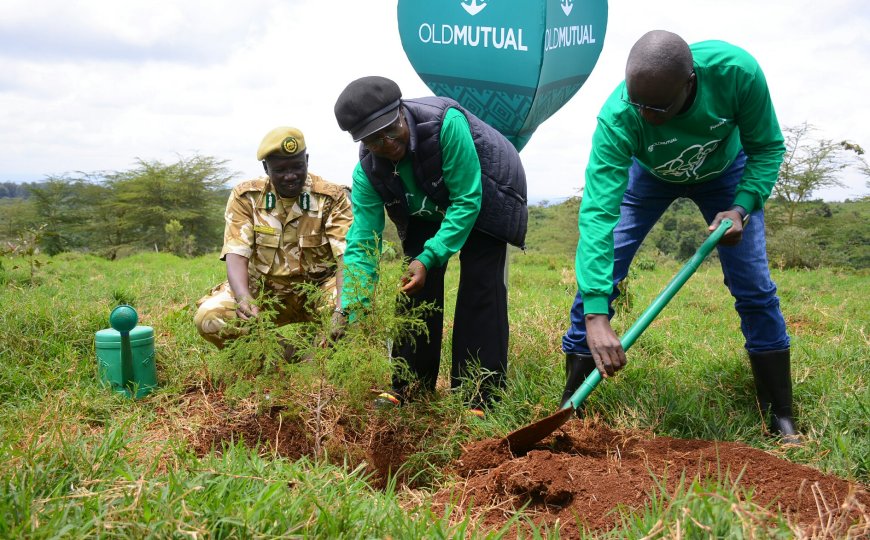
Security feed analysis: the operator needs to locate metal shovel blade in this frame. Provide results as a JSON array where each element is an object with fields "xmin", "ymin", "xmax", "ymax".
[
  {"xmin": 505, "ymin": 369, "xmax": 603, "ymax": 453},
  {"xmin": 503, "ymin": 219, "xmax": 733, "ymax": 454},
  {"xmin": 504, "ymin": 406, "xmax": 575, "ymax": 452}
]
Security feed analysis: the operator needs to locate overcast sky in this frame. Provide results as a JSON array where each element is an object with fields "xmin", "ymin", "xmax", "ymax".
[{"xmin": 1, "ymin": 0, "xmax": 868, "ymax": 202}]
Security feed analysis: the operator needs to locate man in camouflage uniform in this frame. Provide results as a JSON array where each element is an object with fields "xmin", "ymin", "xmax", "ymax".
[{"xmin": 194, "ymin": 126, "xmax": 353, "ymax": 353}]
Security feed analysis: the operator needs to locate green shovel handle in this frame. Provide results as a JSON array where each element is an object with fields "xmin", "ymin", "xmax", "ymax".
[{"xmin": 564, "ymin": 218, "xmax": 733, "ymax": 411}]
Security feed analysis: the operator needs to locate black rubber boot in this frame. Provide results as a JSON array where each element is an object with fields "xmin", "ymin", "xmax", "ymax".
[
  {"xmin": 560, "ymin": 353, "xmax": 597, "ymax": 409},
  {"xmin": 749, "ymin": 348, "xmax": 801, "ymax": 444}
]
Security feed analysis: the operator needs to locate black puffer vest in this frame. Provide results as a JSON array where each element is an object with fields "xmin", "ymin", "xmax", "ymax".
[{"xmin": 359, "ymin": 97, "xmax": 527, "ymax": 248}]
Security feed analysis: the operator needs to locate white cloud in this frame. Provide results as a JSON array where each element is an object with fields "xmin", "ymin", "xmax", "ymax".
[{"xmin": 1, "ymin": 0, "xmax": 868, "ymax": 202}]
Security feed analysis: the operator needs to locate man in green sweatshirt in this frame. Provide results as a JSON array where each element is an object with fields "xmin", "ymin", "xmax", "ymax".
[
  {"xmin": 561, "ymin": 30, "xmax": 799, "ymax": 442},
  {"xmin": 333, "ymin": 76, "xmax": 527, "ymax": 416}
]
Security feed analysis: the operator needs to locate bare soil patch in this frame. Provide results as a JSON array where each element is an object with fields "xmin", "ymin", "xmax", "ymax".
[
  {"xmin": 441, "ymin": 419, "xmax": 869, "ymax": 537},
  {"xmin": 161, "ymin": 387, "xmax": 868, "ymax": 537},
  {"xmin": 164, "ymin": 385, "xmax": 418, "ymax": 487}
]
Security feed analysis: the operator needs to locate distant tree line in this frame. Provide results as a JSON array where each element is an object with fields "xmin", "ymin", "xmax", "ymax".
[
  {"xmin": 0, "ymin": 155, "xmax": 233, "ymax": 258},
  {"xmin": 0, "ymin": 182, "xmax": 42, "ymax": 199},
  {"xmin": 1, "ymin": 122, "xmax": 866, "ymax": 266},
  {"xmin": 525, "ymin": 195, "xmax": 868, "ymax": 270}
]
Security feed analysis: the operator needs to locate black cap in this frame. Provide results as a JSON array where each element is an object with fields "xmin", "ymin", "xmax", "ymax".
[{"xmin": 334, "ymin": 76, "xmax": 402, "ymax": 141}]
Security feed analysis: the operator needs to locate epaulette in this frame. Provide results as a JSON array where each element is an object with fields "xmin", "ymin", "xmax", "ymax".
[
  {"xmin": 232, "ymin": 177, "xmax": 270, "ymax": 195},
  {"xmin": 309, "ymin": 173, "xmax": 349, "ymax": 201}
]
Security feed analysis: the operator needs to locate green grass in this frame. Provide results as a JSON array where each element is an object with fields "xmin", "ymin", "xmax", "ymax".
[
  {"xmin": 1, "ymin": 434, "xmax": 480, "ymax": 538},
  {"xmin": 0, "ymin": 242, "xmax": 868, "ymax": 538}
]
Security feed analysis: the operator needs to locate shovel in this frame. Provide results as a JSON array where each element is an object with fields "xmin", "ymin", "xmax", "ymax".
[{"xmin": 505, "ymin": 219, "xmax": 733, "ymax": 453}]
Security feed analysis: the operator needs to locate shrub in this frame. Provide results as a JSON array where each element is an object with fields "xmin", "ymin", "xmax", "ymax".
[{"xmin": 767, "ymin": 226, "xmax": 821, "ymax": 269}]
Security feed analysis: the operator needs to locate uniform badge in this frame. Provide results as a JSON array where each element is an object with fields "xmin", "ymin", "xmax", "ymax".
[
  {"xmin": 282, "ymin": 136, "xmax": 299, "ymax": 155},
  {"xmin": 265, "ymin": 192, "xmax": 276, "ymax": 211},
  {"xmin": 253, "ymin": 225, "xmax": 277, "ymax": 235},
  {"xmin": 300, "ymin": 191, "xmax": 311, "ymax": 211}
]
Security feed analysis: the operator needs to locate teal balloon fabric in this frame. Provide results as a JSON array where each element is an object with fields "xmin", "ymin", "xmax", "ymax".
[{"xmin": 398, "ymin": 0, "xmax": 608, "ymax": 150}]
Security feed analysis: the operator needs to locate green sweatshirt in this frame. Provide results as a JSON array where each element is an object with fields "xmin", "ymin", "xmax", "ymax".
[
  {"xmin": 577, "ymin": 40, "xmax": 785, "ymax": 315},
  {"xmin": 342, "ymin": 108, "xmax": 482, "ymax": 310}
]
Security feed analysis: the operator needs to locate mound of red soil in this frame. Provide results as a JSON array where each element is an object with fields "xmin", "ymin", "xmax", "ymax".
[
  {"xmin": 440, "ymin": 420, "xmax": 869, "ymax": 537},
  {"xmin": 166, "ymin": 387, "xmax": 867, "ymax": 536}
]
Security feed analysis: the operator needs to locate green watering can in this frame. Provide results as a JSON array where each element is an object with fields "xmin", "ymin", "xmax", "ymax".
[{"xmin": 95, "ymin": 305, "xmax": 158, "ymax": 399}]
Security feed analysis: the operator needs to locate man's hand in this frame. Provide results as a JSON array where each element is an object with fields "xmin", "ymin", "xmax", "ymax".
[
  {"xmin": 226, "ymin": 253, "xmax": 258, "ymax": 319},
  {"xmin": 585, "ymin": 313, "xmax": 627, "ymax": 378},
  {"xmin": 709, "ymin": 208, "xmax": 747, "ymax": 246},
  {"xmin": 400, "ymin": 259, "xmax": 427, "ymax": 295},
  {"xmin": 235, "ymin": 296, "xmax": 259, "ymax": 320}
]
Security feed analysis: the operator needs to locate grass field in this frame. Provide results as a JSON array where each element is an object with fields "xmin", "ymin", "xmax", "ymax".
[{"xmin": 0, "ymin": 246, "xmax": 867, "ymax": 538}]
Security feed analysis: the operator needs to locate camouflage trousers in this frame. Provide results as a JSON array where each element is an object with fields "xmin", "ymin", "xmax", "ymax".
[{"xmin": 193, "ymin": 276, "xmax": 337, "ymax": 349}]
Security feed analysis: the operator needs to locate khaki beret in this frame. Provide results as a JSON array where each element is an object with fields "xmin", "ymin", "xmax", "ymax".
[{"xmin": 256, "ymin": 126, "xmax": 306, "ymax": 160}]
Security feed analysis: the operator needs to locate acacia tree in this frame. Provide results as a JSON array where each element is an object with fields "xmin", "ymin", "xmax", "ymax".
[
  {"xmin": 75, "ymin": 178, "xmax": 130, "ymax": 258},
  {"xmin": 23, "ymin": 155, "xmax": 233, "ymax": 258},
  {"xmin": 104, "ymin": 155, "xmax": 233, "ymax": 254},
  {"xmin": 774, "ymin": 122, "xmax": 864, "ymax": 225},
  {"xmin": 858, "ymin": 156, "xmax": 870, "ymax": 200},
  {"xmin": 0, "ymin": 198, "xmax": 36, "ymax": 241},
  {"xmin": 28, "ymin": 177, "xmax": 83, "ymax": 255},
  {"xmin": 29, "ymin": 172, "xmax": 117, "ymax": 255}
]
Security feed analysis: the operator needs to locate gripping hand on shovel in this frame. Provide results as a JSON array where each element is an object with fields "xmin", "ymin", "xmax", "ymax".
[
  {"xmin": 710, "ymin": 207, "xmax": 749, "ymax": 246},
  {"xmin": 585, "ymin": 314, "xmax": 627, "ymax": 378},
  {"xmin": 504, "ymin": 219, "xmax": 734, "ymax": 454}
]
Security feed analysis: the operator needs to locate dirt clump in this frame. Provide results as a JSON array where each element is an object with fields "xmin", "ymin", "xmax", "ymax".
[
  {"xmin": 439, "ymin": 419, "xmax": 870, "ymax": 537},
  {"xmin": 456, "ymin": 437, "xmax": 512, "ymax": 475}
]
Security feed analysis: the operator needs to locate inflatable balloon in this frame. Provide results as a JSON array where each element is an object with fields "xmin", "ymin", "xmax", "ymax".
[{"xmin": 398, "ymin": 0, "xmax": 608, "ymax": 150}]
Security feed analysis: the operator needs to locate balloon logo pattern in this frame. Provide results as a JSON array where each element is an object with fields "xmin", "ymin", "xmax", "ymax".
[{"xmin": 398, "ymin": 0, "xmax": 608, "ymax": 151}]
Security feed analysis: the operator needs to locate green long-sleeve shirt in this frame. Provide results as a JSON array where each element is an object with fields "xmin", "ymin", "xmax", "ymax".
[
  {"xmin": 578, "ymin": 40, "xmax": 785, "ymax": 315},
  {"xmin": 342, "ymin": 108, "xmax": 482, "ymax": 310}
]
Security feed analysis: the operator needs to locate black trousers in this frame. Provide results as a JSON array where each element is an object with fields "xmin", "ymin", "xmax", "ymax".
[{"xmin": 392, "ymin": 219, "xmax": 509, "ymax": 407}]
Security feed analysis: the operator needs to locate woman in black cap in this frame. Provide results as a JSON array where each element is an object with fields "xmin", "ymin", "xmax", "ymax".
[{"xmin": 334, "ymin": 75, "xmax": 528, "ymax": 416}]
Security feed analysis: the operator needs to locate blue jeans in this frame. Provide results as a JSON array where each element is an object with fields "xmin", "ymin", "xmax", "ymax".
[{"xmin": 562, "ymin": 152, "xmax": 790, "ymax": 355}]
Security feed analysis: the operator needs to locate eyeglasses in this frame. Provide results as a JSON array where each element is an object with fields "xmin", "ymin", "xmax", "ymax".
[
  {"xmin": 361, "ymin": 116, "xmax": 404, "ymax": 150},
  {"xmin": 622, "ymin": 71, "xmax": 695, "ymax": 114}
]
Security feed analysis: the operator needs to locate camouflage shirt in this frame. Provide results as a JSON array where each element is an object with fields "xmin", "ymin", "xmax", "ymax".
[{"xmin": 220, "ymin": 173, "xmax": 353, "ymax": 292}]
